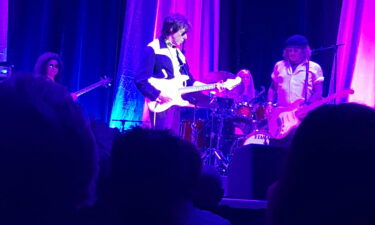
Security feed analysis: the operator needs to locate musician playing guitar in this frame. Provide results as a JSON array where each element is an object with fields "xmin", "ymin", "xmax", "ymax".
[
  {"xmin": 267, "ymin": 35, "xmax": 324, "ymax": 141},
  {"xmin": 135, "ymin": 14, "xmax": 225, "ymax": 135}
]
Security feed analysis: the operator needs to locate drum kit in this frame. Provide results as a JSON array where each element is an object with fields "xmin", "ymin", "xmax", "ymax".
[{"xmin": 179, "ymin": 91, "xmax": 274, "ymax": 174}]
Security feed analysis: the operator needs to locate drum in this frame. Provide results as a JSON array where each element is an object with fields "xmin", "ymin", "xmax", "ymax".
[
  {"xmin": 243, "ymin": 130, "xmax": 270, "ymax": 145},
  {"xmin": 234, "ymin": 102, "xmax": 254, "ymax": 118},
  {"xmin": 180, "ymin": 120, "xmax": 207, "ymax": 149},
  {"xmin": 254, "ymin": 102, "xmax": 273, "ymax": 121}
]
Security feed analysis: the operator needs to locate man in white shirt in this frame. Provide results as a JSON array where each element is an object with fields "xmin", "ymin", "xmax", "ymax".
[{"xmin": 268, "ymin": 35, "xmax": 324, "ymax": 107}]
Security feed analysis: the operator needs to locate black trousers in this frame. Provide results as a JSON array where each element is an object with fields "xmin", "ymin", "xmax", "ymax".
[{"xmin": 149, "ymin": 106, "xmax": 181, "ymax": 136}]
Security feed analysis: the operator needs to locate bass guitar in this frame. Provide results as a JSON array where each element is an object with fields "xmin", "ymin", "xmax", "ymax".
[
  {"xmin": 148, "ymin": 75, "xmax": 241, "ymax": 113},
  {"xmin": 268, "ymin": 89, "xmax": 354, "ymax": 139},
  {"xmin": 72, "ymin": 76, "xmax": 112, "ymax": 98}
]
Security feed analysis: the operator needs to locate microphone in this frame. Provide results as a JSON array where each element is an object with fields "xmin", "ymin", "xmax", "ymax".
[
  {"xmin": 256, "ymin": 86, "xmax": 265, "ymax": 98},
  {"xmin": 312, "ymin": 44, "xmax": 344, "ymax": 54}
]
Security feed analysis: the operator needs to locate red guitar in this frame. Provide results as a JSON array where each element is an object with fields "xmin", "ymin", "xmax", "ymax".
[{"xmin": 268, "ymin": 89, "xmax": 355, "ymax": 139}]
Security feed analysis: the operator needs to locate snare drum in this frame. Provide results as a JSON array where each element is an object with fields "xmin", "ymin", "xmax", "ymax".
[
  {"xmin": 234, "ymin": 102, "xmax": 253, "ymax": 118},
  {"xmin": 243, "ymin": 130, "xmax": 270, "ymax": 145}
]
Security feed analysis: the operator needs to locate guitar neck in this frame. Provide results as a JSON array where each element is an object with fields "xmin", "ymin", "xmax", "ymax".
[
  {"xmin": 179, "ymin": 83, "xmax": 217, "ymax": 94},
  {"xmin": 74, "ymin": 82, "xmax": 105, "ymax": 97},
  {"xmin": 299, "ymin": 91, "xmax": 352, "ymax": 116}
]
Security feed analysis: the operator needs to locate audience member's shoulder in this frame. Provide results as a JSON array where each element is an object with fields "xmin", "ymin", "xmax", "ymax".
[{"xmin": 184, "ymin": 205, "xmax": 231, "ymax": 225}]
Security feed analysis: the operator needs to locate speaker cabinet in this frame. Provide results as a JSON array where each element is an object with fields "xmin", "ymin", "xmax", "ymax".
[{"xmin": 227, "ymin": 144, "xmax": 287, "ymax": 200}]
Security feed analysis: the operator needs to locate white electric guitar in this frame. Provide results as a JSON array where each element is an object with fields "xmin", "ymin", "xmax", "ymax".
[{"xmin": 148, "ymin": 75, "xmax": 242, "ymax": 113}]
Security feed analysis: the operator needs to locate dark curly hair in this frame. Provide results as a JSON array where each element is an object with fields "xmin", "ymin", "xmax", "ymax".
[
  {"xmin": 161, "ymin": 14, "xmax": 191, "ymax": 39},
  {"xmin": 34, "ymin": 52, "xmax": 63, "ymax": 83}
]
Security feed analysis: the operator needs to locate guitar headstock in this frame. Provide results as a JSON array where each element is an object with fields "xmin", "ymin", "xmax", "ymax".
[
  {"xmin": 223, "ymin": 76, "xmax": 242, "ymax": 90},
  {"xmin": 336, "ymin": 89, "xmax": 355, "ymax": 98},
  {"xmin": 100, "ymin": 76, "xmax": 112, "ymax": 88}
]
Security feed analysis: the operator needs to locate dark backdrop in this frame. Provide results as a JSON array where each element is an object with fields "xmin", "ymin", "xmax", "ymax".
[
  {"xmin": 219, "ymin": 0, "xmax": 343, "ymax": 97},
  {"xmin": 8, "ymin": 0, "xmax": 126, "ymax": 121}
]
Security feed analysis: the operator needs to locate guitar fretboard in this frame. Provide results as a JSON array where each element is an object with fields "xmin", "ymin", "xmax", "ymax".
[
  {"xmin": 297, "ymin": 90, "xmax": 354, "ymax": 117},
  {"xmin": 178, "ymin": 83, "xmax": 217, "ymax": 94},
  {"xmin": 73, "ymin": 80, "xmax": 111, "ymax": 97}
]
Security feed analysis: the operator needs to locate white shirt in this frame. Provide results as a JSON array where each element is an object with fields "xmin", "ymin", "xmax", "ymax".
[{"xmin": 271, "ymin": 60, "xmax": 324, "ymax": 106}]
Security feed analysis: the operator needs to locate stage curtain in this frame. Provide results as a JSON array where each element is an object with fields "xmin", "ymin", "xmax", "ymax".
[
  {"xmin": 335, "ymin": 0, "xmax": 375, "ymax": 107},
  {"xmin": 0, "ymin": 0, "xmax": 8, "ymax": 62},
  {"xmin": 218, "ymin": 0, "xmax": 343, "ymax": 97},
  {"xmin": 7, "ymin": 0, "xmax": 125, "ymax": 121}
]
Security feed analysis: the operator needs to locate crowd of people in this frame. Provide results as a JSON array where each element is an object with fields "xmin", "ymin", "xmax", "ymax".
[
  {"xmin": 2, "ymin": 73, "xmax": 374, "ymax": 225},
  {"xmin": 2, "ymin": 13, "xmax": 374, "ymax": 225},
  {"xmin": 0, "ymin": 73, "xmax": 231, "ymax": 225}
]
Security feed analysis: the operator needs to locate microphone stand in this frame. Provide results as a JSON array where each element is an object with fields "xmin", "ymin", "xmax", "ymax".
[
  {"xmin": 111, "ymin": 119, "xmax": 144, "ymax": 132},
  {"xmin": 312, "ymin": 43, "xmax": 344, "ymax": 104}
]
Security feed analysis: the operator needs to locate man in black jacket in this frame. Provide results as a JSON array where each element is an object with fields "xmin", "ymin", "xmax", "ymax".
[{"xmin": 135, "ymin": 14, "xmax": 218, "ymax": 134}]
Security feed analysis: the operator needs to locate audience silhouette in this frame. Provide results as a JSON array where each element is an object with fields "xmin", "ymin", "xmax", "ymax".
[
  {"xmin": 100, "ymin": 128, "xmax": 230, "ymax": 225},
  {"xmin": 0, "ymin": 74, "xmax": 98, "ymax": 225},
  {"xmin": 267, "ymin": 103, "xmax": 375, "ymax": 225},
  {"xmin": 192, "ymin": 165, "xmax": 225, "ymax": 212}
]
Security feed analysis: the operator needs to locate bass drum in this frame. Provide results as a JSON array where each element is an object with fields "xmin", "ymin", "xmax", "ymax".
[{"xmin": 243, "ymin": 130, "xmax": 270, "ymax": 146}]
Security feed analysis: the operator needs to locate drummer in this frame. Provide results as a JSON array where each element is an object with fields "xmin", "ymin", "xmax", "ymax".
[
  {"xmin": 226, "ymin": 69, "xmax": 256, "ymax": 104},
  {"xmin": 224, "ymin": 69, "xmax": 257, "ymax": 135}
]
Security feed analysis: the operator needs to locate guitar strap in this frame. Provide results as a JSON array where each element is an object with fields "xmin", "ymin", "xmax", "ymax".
[
  {"xmin": 153, "ymin": 109, "xmax": 157, "ymax": 128},
  {"xmin": 176, "ymin": 49, "xmax": 184, "ymax": 67},
  {"xmin": 304, "ymin": 61, "xmax": 309, "ymax": 104},
  {"xmin": 175, "ymin": 49, "xmax": 188, "ymax": 87}
]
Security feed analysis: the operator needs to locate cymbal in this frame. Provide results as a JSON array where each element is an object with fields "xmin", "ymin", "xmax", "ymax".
[{"xmin": 203, "ymin": 71, "xmax": 235, "ymax": 83}]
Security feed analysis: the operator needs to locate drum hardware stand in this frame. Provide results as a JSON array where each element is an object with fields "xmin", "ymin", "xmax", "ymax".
[
  {"xmin": 190, "ymin": 105, "xmax": 201, "ymax": 147},
  {"xmin": 201, "ymin": 110, "xmax": 229, "ymax": 174},
  {"xmin": 228, "ymin": 134, "xmax": 245, "ymax": 159}
]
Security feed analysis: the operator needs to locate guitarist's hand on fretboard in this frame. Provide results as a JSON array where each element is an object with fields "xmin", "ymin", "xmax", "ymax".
[
  {"xmin": 216, "ymin": 81, "xmax": 225, "ymax": 92},
  {"xmin": 71, "ymin": 93, "xmax": 78, "ymax": 101}
]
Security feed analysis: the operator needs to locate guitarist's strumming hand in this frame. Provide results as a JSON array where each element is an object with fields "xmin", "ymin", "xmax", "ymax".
[
  {"xmin": 156, "ymin": 92, "xmax": 172, "ymax": 104},
  {"xmin": 295, "ymin": 99, "xmax": 313, "ymax": 119},
  {"xmin": 295, "ymin": 107, "xmax": 308, "ymax": 119}
]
